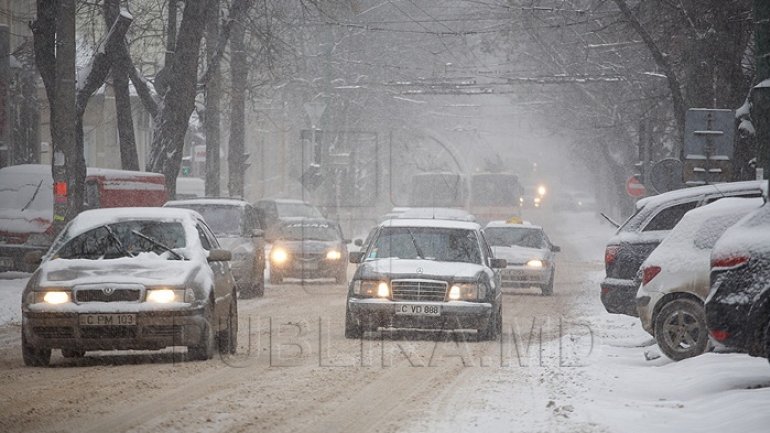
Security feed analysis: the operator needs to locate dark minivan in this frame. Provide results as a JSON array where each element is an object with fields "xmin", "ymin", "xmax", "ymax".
[{"xmin": 602, "ymin": 181, "xmax": 764, "ymax": 316}]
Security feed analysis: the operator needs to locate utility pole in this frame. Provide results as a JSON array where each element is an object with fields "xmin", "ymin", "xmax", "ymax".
[{"xmin": 752, "ymin": 0, "xmax": 770, "ymax": 180}]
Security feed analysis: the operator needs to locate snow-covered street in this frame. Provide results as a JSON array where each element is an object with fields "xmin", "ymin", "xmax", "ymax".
[{"xmin": 0, "ymin": 209, "xmax": 768, "ymax": 433}]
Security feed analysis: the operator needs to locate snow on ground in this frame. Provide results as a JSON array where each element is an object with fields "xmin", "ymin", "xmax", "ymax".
[
  {"xmin": 411, "ymin": 209, "xmax": 770, "ymax": 433},
  {"xmin": 0, "ymin": 272, "xmax": 28, "ymax": 326}
]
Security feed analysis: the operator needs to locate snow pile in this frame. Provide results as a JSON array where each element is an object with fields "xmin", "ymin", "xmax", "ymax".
[{"xmin": 0, "ymin": 273, "xmax": 27, "ymax": 325}]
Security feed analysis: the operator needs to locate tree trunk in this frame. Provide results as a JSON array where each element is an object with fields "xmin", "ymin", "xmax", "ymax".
[
  {"xmin": 227, "ymin": 18, "xmax": 247, "ymax": 198},
  {"xmin": 204, "ymin": 0, "xmax": 221, "ymax": 196},
  {"xmin": 146, "ymin": 0, "xmax": 210, "ymax": 197},
  {"xmin": 105, "ymin": 0, "xmax": 138, "ymax": 171}
]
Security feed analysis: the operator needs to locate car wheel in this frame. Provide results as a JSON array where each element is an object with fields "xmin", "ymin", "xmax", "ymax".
[
  {"xmin": 188, "ymin": 301, "xmax": 216, "ymax": 361},
  {"xmin": 541, "ymin": 271, "xmax": 554, "ymax": 296},
  {"xmin": 218, "ymin": 294, "xmax": 238, "ymax": 354},
  {"xmin": 269, "ymin": 271, "xmax": 283, "ymax": 285},
  {"xmin": 478, "ymin": 305, "xmax": 501, "ymax": 341},
  {"xmin": 22, "ymin": 332, "xmax": 51, "ymax": 367},
  {"xmin": 344, "ymin": 308, "xmax": 362, "ymax": 339},
  {"xmin": 61, "ymin": 349, "xmax": 86, "ymax": 358},
  {"xmin": 335, "ymin": 267, "xmax": 347, "ymax": 285},
  {"xmin": 654, "ymin": 298, "xmax": 708, "ymax": 361}
]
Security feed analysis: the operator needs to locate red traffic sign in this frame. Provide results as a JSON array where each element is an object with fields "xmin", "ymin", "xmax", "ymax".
[{"xmin": 626, "ymin": 175, "xmax": 646, "ymax": 198}]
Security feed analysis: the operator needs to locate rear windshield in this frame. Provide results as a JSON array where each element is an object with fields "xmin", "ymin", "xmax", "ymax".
[{"xmin": 169, "ymin": 205, "xmax": 243, "ymax": 236}]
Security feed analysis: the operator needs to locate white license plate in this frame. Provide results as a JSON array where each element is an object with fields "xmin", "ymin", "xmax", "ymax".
[
  {"xmin": 79, "ymin": 314, "xmax": 136, "ymax": 326},
  {"xmin": 0, "ymin": 257, "xmax": 13, "ymax": 269},
  {"xmin": 299, "ymin": 262, "xmax": 318, "ymax": 270},
  {"xmin": 394, "ymin": 304, "xmax": 441, "ymax": 316}
]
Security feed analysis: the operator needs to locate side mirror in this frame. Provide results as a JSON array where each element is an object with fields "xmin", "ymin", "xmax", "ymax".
[
  {"xmin": 208, "ymin": 249, "xmax": 232, "ymax": 262},
  {"xmin": 354, "ymin": 239, "xmax": 363, "ymax": 247},
  {"xmin": 552, "ymin": 245, "xmax": 561, "ymax": 253},
  {"xmin": 251, "ymin": 229, "xmax": 264, "ymax": 238},
  {"xmin": 24, "ymin": 251, "xmax": 43, "ymax": 265},
  {"xmin": 349, "ymin": 251, "xmax": 364, "ymax": 264},
  {"xmin": 490, "ymin": 258, "xmax": 507, "ymax": 269}
]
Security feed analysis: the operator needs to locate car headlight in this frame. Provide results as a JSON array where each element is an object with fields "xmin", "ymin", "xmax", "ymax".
[
  {"xmin": 271, "ymin": 247, "xmax": 289, "ymax": 264},
  {"xmin": 326, "ymin": 250, "xmax": 342, "ymax": 260},
  {"xmin": 36, "ymin": 290, "xmax": 71, "ymax": 304},
  {"xmin": 448, "ymin": 283, "xmax": 484, "ymax": 301},
  {"xmin": 352, "ymin": 280, "xmax": 389, "ymax": 298},
  {"xmin": 146, "ymin": 288, "xmax": 192, "ymax": 303},
  {"xmin": 526, "ymin": 259, "xmax": 544, "ymax": 268}
]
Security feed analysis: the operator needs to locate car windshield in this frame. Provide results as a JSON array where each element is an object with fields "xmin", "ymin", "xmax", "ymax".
[
  {"xmin": 368, "ymin": 227, "xmax": 481, "ymax": 264},
  {"xmin": 276, "ymin": 202, "xmax": 322, "ymax": 218},
  {"xmin": 53, "ymin": 220, "xmax": 187, "ymax": 260},
  {"xmin": 278, "ymin": 222, "xmax": 339, "ymax": 241},
  {"xmin": 170, "ymin": 204, "xmax": 242, "ymax": 236},
  {"xmin": 484, "ymin": 227, "xmax": 545, "ymax": 249}
]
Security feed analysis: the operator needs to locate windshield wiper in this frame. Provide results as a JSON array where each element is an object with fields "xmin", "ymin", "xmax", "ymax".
[
  {"xmin": 104, "ymin": 225, "xmax": 134, "ymax": 258},
  {"xmin": 406, "ymin": 228, "xmax": 425, "ymax": 259},
  {"xmin": 21, "ymin": 180, "xmax": 44, "ymax": 212},
  {"xmin": 131, "ymin": 230, "xmax": 184, "ymax": 260}
]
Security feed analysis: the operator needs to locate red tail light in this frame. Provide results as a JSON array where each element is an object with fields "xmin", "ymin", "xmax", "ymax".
[
  {"xmin": 710, "ymin": 329, "xmax": 730, "ymax": 342},
  {"xmin": 711, "ymin": 255, "xmax": 750, "ymax": 269},
  {"xmin": 605, "ymin": 245, "xmax": 620, "ymax": 266},
  {"xmin": 641, "ymin": 266, "xmax": 661, "ymax": 286}
]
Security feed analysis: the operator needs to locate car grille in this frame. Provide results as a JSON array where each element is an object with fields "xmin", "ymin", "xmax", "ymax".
[
  {"xmin": 80, "ymin": 327, "xmax": 138, "ymax": 339},
  {"xmin": 143, "ymin": 325, "xmax": 184, "ymax": 338},
  {"xmin": 391, "ymin": 280, "xmax": 448, "ymax": 302},
  {"xmin": 75, "ymin": 288, "xmax": 142, "ymax": 303}
]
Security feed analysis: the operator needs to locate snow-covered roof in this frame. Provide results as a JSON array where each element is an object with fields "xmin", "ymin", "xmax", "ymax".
[
  {"xmin": 259, "ymin": 198, "xmax": 310, "ymax": 204},
  {"xmin": 379, "ymin": 218, "xmax": 480, "ymax": 230},
  {"xmin": 396, "ymin": 207, "xmax": 475, "ymax": 221},
  {"xmin": 484, "ymin": 220, "xmax": 538, "ymax": 229},
  {"xmin": 634, "ymin": 181, "xmax": 765, "ymax": 210},
  {"xmin": 712, "ymin": 201, "xmax": 770, "ymax": 262},
  {"xmin": 165, "ymin": 198, "xmax": 249, "ymax": 208},
  {"xmin": 644, "ymin": 197, "xmax": 763, "ymax": 271}
]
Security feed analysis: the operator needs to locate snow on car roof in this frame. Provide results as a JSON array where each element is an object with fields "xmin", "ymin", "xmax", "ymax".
[
  {"xmin": 644, "ymin": 197, "xmax": 763, "ymax": 269},
  {"xmin": 484, "ymin": 220, "xmax": 539, "ymax": 229},
  {"xmin": 712, "ymin": 201, "xmax": 770, "ymax": 260},
  {"xmin": 165, "ymin": 198, "xmax": 248, "ymax": 208},
  {"xmin": 65, "ymin": 207, "xmax": 203, "ymax": 239},
  {"xmin": 258, "ymin": 198, "xmax": 311, "ymax": 204},
  {"xmin": 633, "ymin": 181, "xmax": 765, "ymax": 210},
  {"xmin": 379, "ymin": 218, "xmax": 480, "ymax": 230}
]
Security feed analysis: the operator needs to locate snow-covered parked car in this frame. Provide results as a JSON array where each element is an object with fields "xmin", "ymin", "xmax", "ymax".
[
  {"xmin": 344, "ymin": 218, "xmax": 506, "ymax": 340},
  {"xmin": 602, "ymin": 180, "xmax": 765, "ymax": 317},
  {"xmin": 164, "ymin": 198, "xmax": 266, "ymax": 297},
  {"xmin": 483, "ymin": 220, "xmax": 560, "ymax": 296},
  {"xmin": 706, "ymin": 201, "xmax": 770, "ymax": 361},
  {"xmin": 636, "ymin": 197, "xmax": 763, "ymax": 361},
  {"xmin": 20, "ymin": 208, "xmax": 238, "ymax": 366}
]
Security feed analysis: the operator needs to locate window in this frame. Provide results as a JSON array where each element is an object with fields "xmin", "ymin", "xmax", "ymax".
[
  {"xmin": 643, "ymin": 202, "xmax": 698, "ymax": 232},
  {"xmin": 196, "ymin": 225, "xmax": 212, "ymax": 250}
]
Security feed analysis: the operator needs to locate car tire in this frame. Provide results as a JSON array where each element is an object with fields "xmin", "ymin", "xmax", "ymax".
[
  {"xmin": 218, "ymin": 293, "xmax": 238, "ymax": 355},
  {"xmin": 335, "ymin": 268, "xmax": 347, "ymax": 285},
  {"xmin": 189, "ymin": 301, "xmax": 216, "ymax": 361},
  {"xmin": 654, "ymin": 298, "xmax": 708, "ymax": 361},
  {"xmin": 22, "ymin": 332, "xmax": 51, "ymax": 367},
  {"xmin": 61, "ymin": 349, "xmax": 86, "ymax": 358},
  {"xmin": 478, "ymin": 305, "xmax": 502, "ymax": 341},
  {"xmin": 541, "ymin": 271, "xmax": 554, "ymax": 296},
  {"xmin": 270, "ymin": 271, "xmax": 283, "ymax": 285},
  {"xmin": 344, "ymin": 308, "xmax": 363, "ymax": 339}
]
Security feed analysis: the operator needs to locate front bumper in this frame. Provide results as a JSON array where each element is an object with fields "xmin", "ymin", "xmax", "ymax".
[
  {"xmin": 347, "ymin": 298, "xmax": 493, "ymax": 330},
  {"xmin": 272, "ymin": 259, "xmax": 344, "ymax": 279},
  {"xmin": 500, "ymin": 265, "xmax": 551, "ymax": 288},
  {"xmin": 601, "ymin": 278, "xmax": 639, "ymax": 317},
  {"xmin": 22, "ymin": 307, "xmax": 206, "ymax": 351}
]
